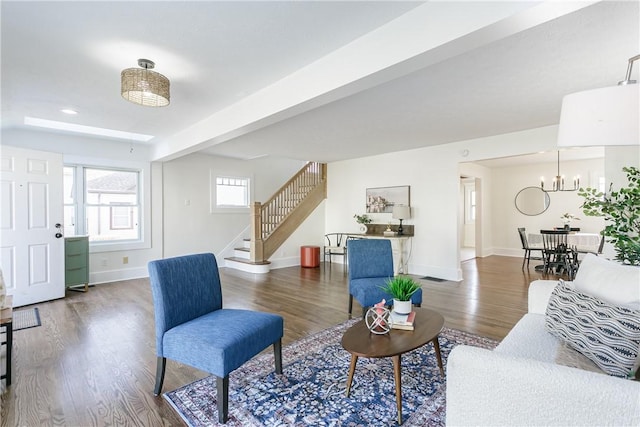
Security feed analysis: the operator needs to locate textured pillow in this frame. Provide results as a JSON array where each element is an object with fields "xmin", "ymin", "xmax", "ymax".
[
  {"xmin": 545, "ymin": 282, "xmax": 640, "ymax": 378},
  {"xmin": 572, "ymin": 253, "xmax": 640, "ymax": 309}
]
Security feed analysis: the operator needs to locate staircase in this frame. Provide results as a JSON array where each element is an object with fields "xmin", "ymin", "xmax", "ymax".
[{"xmin": 225, "ymin": 162, "xmax": 326, "ymax": 273}]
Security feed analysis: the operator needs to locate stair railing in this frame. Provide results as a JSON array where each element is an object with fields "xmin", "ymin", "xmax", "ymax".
[{"xmin": 250, "ymin": 162, "xmax": 326, "ymax": 262}]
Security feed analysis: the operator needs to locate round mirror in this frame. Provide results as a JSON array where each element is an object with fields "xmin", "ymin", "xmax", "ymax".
[{"xmin": 515, "ymin": 186, "xmax": 551, "ymax": 216}]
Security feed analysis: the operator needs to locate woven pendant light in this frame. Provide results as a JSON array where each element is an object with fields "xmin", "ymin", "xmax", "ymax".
[{"xmin": 121, "ymin": 59, "xmax": 170, "ymax": 107}]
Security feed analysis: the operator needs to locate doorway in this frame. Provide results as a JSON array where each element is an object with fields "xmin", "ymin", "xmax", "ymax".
[{"xmin": 459, "ymin": 176, "xmax": 479, "ymax": 262}]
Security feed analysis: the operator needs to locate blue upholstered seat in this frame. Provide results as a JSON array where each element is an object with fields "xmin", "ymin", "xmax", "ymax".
[
  {"xmin": 347, "ymin": 239, "xmax": 422, "ymax": 316},
  {"xmin": 148, "ymin": 253, "xmax": 283, "ymax": 423}
]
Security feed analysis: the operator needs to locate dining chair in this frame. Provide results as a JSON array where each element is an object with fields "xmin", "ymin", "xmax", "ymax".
[
  {"xmin": 347, "ymin": 238, "xmax": 422, "ymax": 317},
  {"xmin": 540, "ymin": 230, "xmax": 570, "ymax": 275},
  {"xmin": 148, "ymin": 253, "xmax": 284, "ymax": 423},
  {"xmin": 517, "ymin": 227, "xmax": 543, "ymax": 270},
  {"xmin": 324, "ymin": 233, "xmax": 349, "ymax": 271}
]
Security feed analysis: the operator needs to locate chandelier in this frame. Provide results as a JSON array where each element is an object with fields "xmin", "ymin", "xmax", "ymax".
[
  {"xmin": 121, "ymin": 59, "xmax": 170, "ymax": 107},
  {"xmin": 540, "ymin": 151, "xmax": 579, "ymax": 192}
]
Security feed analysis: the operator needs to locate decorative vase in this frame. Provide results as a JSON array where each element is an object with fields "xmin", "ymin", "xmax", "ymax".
[
  {"xmin": 393, "ymin": 299, "xmax": 412, "ymax": 315},
  {"xmin": 564, "ymin": 224, "xmax": 570, "ymax": 231},
  {"xmin": 358, "ymin": 224, "xmax": 368, "ymax": 234}
]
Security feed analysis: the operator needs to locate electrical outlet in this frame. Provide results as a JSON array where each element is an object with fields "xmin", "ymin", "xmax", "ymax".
[{"xmin": 123, "ymin": 256, "xmax": 129, "ymax": 264}]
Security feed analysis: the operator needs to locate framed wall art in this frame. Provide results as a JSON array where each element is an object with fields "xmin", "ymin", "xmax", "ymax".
[{"xmin": 365, "ymin": 186, "xmax": 410, "ymax": 213}]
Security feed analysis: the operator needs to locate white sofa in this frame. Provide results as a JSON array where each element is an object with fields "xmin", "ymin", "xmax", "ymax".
[{"xmin": 446, "ymin": 254, "xmax": 640, "ymax": 426}]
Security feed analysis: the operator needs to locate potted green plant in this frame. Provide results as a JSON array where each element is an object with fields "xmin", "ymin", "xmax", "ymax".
[
  {"xmin": 579, "ymin": 166, "xmax": 640, "ymax": 266},
  {"xmin": 380, "ymin": 276, "xmax": 421, "ymax": 314},
  {"xmin": 353, "ymin": 213, "xmax": 372, "ymax": 233}
]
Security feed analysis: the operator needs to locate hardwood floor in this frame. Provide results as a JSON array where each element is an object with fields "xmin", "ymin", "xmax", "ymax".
[{"xmin": 0, "ymin": 255, "xmax": 558, "ymax": 426}]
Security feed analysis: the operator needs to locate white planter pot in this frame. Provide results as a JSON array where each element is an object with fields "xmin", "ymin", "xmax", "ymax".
[{"xmin": 393, "ymin": 299, "xmax": 412, "ymax": 315}]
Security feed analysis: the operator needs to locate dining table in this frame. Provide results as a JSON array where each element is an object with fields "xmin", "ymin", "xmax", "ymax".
[
  {"xmin": 528, "ymin": 231, "xmax": 602, "ymax": 254},
  {"xmin": 528, "ymin": 231, "xmax": 602, "ymax": 277}
]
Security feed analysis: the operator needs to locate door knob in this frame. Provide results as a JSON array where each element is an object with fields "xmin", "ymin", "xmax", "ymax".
[{"xmin": 55, "ymin": 232, "xmax": 63, "ymax": 238}]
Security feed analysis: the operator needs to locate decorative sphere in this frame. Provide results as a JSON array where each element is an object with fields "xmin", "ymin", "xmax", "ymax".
[{"xmin": 365, "ymin": 306, "xmax": 393, "ymax": 334}]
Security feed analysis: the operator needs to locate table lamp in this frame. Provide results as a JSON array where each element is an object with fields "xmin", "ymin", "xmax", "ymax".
[{"xmin": 392, "ymin": 205, "xmax": 410, "ymax": 236}]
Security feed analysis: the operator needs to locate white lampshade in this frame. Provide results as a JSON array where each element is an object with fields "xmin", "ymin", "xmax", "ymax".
[
  {"xmin": 557, "ymin": 84, "xmax": 639, "ymax": 147},
  {"xmin": 392, "ymin": 205, "xmax": 410, "ymax": 220}
]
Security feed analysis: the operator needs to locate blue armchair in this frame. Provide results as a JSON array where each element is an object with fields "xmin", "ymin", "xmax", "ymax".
[
  {"xmin": 148, "ymin": 253, "xmax": 283, "ymax": 423},
  {"xmin": 347, "ymin": 238, "xmax": 422, "ymax": 316}
]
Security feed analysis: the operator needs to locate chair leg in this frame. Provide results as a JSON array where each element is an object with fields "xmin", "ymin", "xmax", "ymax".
[
  {"xmin": 348, "ymin": 295, "xmax": 353, "ymax": 315},
  {"xmin": 273, "ymin": 339, "xmax": 283, "ymax": 375},
  {"xmin": 153, "ymin": 357, "xmax": 166, "ymax": 396},
  {"xmin": 522, "ymin": 250, "xmax": 527, "ymax": 270},
  {"xmin": 361, "ymin": 306, "xmax": 367, "ymax": 318},
  {"xmin": 217, "ymin": 376, "xmax": 229, "ymax": 424}
]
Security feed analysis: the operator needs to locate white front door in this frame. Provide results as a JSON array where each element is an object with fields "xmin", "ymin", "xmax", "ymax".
[{"xmin": 0, "ymin": 146, "xmax": 65, "ymax": 307}]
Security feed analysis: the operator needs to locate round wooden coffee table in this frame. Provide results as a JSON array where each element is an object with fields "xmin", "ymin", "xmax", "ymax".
[{"xmin": 341, "ymin": 307, "xmax": 445, "ymax": 425}]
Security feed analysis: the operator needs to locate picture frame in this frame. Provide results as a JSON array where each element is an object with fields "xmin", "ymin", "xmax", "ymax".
[{"xmin": 366, "ymin": 186, "xmax": 410, "ymax": 213}]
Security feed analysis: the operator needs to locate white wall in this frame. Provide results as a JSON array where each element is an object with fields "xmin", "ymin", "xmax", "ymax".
[
  {"xmin": 326, "ymin": 126, "xmax": 616, "ymax": 280},
  {"xmin": 489, "ymin": 158, "xmax": 605, "ymax": 257},
  {"xmin": 1, "ymin": 129, "xmax": 162, "ymax": 283},
  {"xmin": 2, "ymin": 129, "xmax": 324, "ymax": 281},
  {"xmin": 328, "ymin": 144, "xmax": 464, "ymax": 281},
  {"xmin": 605, "ymin": 146, "xmax": 640, "ymax": 189},
  {"xmin": 5, "ymin": 126, "xmax": 634, "ymax": 283}
]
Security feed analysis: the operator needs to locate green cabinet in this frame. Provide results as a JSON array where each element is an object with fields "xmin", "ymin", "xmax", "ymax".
[{"xmin": 65, "ymin": 236, "xmax": 89, "ymax": 292}]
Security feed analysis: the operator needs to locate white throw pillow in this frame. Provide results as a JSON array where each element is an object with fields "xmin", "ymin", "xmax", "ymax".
[{"xmin": 572, "ymin": 253, "xmax": 640, "ymax": 309}]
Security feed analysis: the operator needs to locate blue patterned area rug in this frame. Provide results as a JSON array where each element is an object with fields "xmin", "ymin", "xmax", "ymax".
[{"xmin": 164, "ymin": 319, "xmax": 498, "ymax": 426}]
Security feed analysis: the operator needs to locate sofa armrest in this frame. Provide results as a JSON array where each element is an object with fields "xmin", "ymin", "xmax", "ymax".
[
  {"xmin": 446, "ymin": 345, "xmax": 640, "ymax": 426},
  {"xmin": 528, "ymin": 280, "xmax": 561, "ymax": 314}
]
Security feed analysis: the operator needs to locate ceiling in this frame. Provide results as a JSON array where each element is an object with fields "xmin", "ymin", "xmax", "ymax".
[{"xmin": 2, "ymin": 1, "xmax": 639, "ymax": 164}]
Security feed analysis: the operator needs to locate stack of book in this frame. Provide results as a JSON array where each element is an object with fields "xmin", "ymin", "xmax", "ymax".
[{"xmin": 390, "ymin": 310, "xmax": 416, "ymax": 331}]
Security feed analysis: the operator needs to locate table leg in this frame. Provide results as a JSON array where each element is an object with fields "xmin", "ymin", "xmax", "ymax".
[
  {"xmin": 2, "ymin": 321, "xmax": 12, "ymax": 386},
  {"xmin": 392, "ymin": 355, "xmax": 402, "ymax": 425},
  {"xmin": 345, "ymin": 355, "xmax": 358, "ymax": 397},
  {"xmin": 432, "ymin": 336, "xmax": 444, "ymax": 376}
]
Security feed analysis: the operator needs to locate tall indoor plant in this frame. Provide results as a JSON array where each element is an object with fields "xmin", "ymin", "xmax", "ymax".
[{"xmin": 579, "ymin": 166, "xmax": 640, "ymax": 266}]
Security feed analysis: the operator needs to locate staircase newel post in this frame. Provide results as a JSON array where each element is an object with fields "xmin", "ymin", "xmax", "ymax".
[{"xmin": 251, "ymin": 202, "xmax": 264, "ymax": 263}]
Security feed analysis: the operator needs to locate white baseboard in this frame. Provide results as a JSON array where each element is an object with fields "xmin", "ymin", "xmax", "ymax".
[
  {"xmin": 407, "ymin": 263, "xmax": 462, "ymax": 282},
  {"xmin": 269, "ymin": 256, "xmax": 303, "ymax": 270},
  {"xmin": 493, "ymin": 248, "xmax": 524, "ymax": 258},
  {"xmin": 90, "ymin": 266, "xmax": 148, "ymax": 285}
]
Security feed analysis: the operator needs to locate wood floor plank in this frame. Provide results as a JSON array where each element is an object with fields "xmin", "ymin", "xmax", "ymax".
[{"xmin": 1, "ymin": 255, "xmax": 561, "ymax": 426}]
